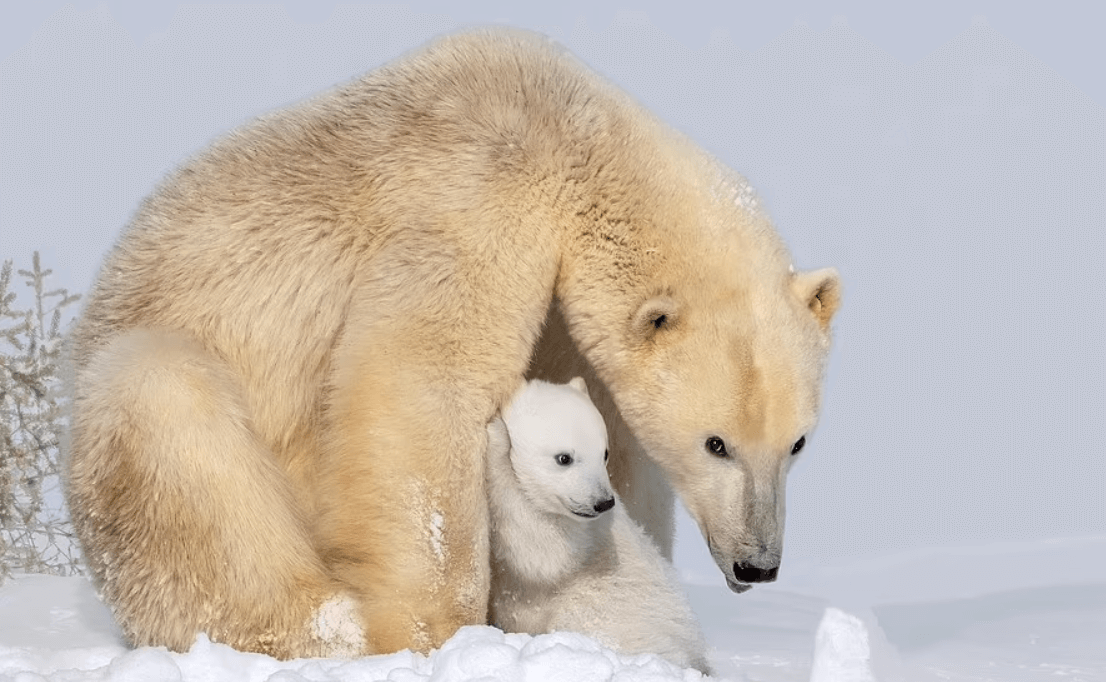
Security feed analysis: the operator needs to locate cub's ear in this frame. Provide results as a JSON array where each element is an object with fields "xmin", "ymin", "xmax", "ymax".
[
  {"xmin": 792, "ymin": 268, "xmax": 840, "ymax": 333},
  {"xmin": 567, "ymin": 376, "xmax": 589, "ymax": 395},
  {"xmin": 632, "ymin": 296, "xmax": 679, "ymax": 340}
]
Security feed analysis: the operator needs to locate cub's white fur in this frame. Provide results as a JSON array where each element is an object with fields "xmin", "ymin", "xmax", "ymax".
[{"xmin": 487, "ymin": 378, "xmax": 710, "ymax": 673}]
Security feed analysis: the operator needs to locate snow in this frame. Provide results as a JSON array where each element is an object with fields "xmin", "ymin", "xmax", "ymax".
[
  {"xmin": 809, "ymin": 609, "xmax": 875, "ymax": 682},
  {"xmin": 1, "ymin": 536, "xmax": 1102, "ymax": 681},
  {"xmin": 309, "ymin": 595, "xmax": 363, "ymax": 658},
  {"xmin": 429, "ymin": 512, "xmax": 445, "ymax": 564}
]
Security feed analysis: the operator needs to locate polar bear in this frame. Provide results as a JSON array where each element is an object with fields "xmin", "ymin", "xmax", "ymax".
[
  {"xmin": 65, "ymin": 27, "xmax": 840, "ymax": 658},
  {"xmin": 486, "ymin": 378, "xmax": 711, "ymax": 673}
]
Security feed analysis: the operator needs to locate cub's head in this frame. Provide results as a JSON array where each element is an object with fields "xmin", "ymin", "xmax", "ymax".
[{"xmin": 502, "ymin": 378, "xmax": 615, "ymax": 521}]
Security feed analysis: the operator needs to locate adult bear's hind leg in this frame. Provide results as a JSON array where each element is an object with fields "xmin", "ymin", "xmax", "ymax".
[{"xmin": 66, "ymin": 328, "xmax": 359, "ymax": 658}]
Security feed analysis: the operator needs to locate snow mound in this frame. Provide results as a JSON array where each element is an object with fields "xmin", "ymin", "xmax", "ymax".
[
  {"xmin": 809, "ymin": 607, "xmax": 875, "ymax": 682},
  {"xmin": 0, "ymin": 626, "xmax": 707, "ymax": 682},
  {"xmin": 0, "ymin": 575, "xmax": 709, "ymax": 682}
]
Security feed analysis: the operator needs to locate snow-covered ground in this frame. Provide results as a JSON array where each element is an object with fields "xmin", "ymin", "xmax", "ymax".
[{"xmin": 1, "ymin": 535, "xmax": 1103, "ymax": 681}]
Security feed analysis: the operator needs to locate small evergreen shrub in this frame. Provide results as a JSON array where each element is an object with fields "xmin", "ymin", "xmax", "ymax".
[{"xmin": 0, "ymin": 253, "xmax": 83, "ymax": 581}]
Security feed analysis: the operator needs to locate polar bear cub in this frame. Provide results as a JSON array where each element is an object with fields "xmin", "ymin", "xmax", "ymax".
[{"xmin": 486, "ymin": 378, "xmax": 711, "ymax": 673}]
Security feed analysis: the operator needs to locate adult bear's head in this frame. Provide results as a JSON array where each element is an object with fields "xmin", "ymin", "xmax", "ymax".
[
  {"xmin": 554, "ymin": 111, "xmax": 841, "ymax": 592},
  {"xmin": 616, "ymin": 264, "xmax": 839, "ymax": 593}
]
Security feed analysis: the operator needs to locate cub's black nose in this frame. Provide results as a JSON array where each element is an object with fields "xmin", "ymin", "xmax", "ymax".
[
  {"xmin": 593, "ymin": 497, "xmax": 615, "ymax": 514},
  {"xmin": 733, "ymin": 562, "xmax": 778, "ymax": 583}
]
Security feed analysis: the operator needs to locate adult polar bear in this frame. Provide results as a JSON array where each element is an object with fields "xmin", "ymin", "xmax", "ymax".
[{"xmin": 66, "ymin": 27, "xmax": 839, "ymax": 658}]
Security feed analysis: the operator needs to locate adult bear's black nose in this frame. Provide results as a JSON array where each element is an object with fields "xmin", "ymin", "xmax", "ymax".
[
  {"xmin": 593, "ymin": 497, "xmax": 615, "ymax": 514},
  {"xmin": 733, "ymin": 561, "xmax": 778, "ymax": 583}
]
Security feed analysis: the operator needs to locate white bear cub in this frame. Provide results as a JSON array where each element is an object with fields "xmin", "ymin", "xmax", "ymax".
[{"xmin": 486, "ymin": 378, "xmax": 711, "ymax": 674}]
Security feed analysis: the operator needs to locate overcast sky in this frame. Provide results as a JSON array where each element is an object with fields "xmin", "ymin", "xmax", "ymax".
[
  {"xmin": 4, "ymin": 2, "xmax": 1105, "ymax": 105},
  {"xmin": 1, "ymin": 3, "xmax": 1103, "ymax": 584}
]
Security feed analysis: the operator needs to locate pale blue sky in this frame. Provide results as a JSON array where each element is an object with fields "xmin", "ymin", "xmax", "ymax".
[
  {"xmin": 4, "ymin": 2, "xmax": 1105, "ymax": 106},
  {"xmin": 1, "ymin": 3, "xmax": 1102, "ymax": 584}
]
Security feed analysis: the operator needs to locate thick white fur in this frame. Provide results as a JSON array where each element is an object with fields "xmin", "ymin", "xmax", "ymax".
[
  {"xmin": 65, "ymin": 27, "xmax": 839, "ymax": 658},
  {"xmin": 487, "ymin": 379, "xmax": 710, "ymax": 673}
]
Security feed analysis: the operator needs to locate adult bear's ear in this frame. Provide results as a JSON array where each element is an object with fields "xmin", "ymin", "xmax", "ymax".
[
  {"xmin": 792, "ymin": 268, "xmax": 840, "ymax": 333},
  {"xmin": 632, "ymin": 296, "xmax": 679, "ymax": 341},
  {"xmin": 568, "ymin": 376, "xmax": 589, "ymax": 395}
]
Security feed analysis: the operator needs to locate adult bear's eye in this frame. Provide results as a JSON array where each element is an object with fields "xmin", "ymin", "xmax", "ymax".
[
  {"xmin": 555, "ymin": 453, "xmax": 573, "ymax": 466},
  {"xmin": 705, "ymin": 437, "xmax": 728, "ymax": 457},
  {"xmin": 604, "ymin": 449, "xmax": 609, "ymax": 462},
  {"xmin": 791, "ymin": 436, "xmax": 806, "ymax": 456}
]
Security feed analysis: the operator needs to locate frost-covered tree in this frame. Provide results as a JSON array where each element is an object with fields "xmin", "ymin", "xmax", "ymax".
[{"xmin": 0, "ymin": 253, "xmax": 83, "ymax": 581}]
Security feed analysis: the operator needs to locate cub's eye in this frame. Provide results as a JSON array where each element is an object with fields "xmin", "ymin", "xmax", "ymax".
[
  {"xmin": 705, "ymin": 437, "xmax": 728, "ymax": 457},
  {"xmin": 791, "ymin": 436, "xmax": 806, "ymax": 456},
  {"xmin": 604, "ymin": 449, "xmax": 609, "ymax": 462},
  {"xmin": 555, "ymin": 453, "xmax": 573, "ymax": 466}
]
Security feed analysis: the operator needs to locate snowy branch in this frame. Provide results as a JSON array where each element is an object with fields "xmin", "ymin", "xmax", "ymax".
[{"xmin": 0, "ymin": 253, "xmax": 83, "ymax": 582}]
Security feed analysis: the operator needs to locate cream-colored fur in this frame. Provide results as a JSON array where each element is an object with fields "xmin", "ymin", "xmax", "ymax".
[
  {"xmin": 65, "ymin": 27, "xmax": 839, "ymax": 658},
  {"xmin": 487, "ymin": 379, "xmax": 710, "ymax": 673}
]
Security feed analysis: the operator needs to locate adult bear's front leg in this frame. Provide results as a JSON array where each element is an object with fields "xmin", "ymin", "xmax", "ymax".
[
  {"xmin": 313, "ymin": 212, "xmax": 558, "ymax": 653},
  {"xmin": 316, "ymin": 333, "xmax": 503, "ymax": 654}
]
